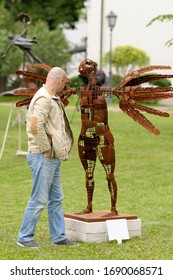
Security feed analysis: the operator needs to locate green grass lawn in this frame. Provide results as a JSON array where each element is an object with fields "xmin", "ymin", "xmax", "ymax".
[{"xmin": 0, "ymin": 102, "xmax": 173, "ymax": 260}]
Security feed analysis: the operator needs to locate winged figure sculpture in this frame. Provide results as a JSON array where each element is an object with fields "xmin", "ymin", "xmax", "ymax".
[{"xmin": 13, "ymin": 59, "xmax": 173, "ymax": 216}]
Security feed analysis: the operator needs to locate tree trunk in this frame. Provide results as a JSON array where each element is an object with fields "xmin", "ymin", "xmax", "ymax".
[{"xmin": 0, "ymin": 76, "xmax": 7, "ymax": 93}]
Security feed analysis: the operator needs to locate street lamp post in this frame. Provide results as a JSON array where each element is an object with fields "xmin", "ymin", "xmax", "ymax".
[{"xmin": 106, "ymin": 11, "xmax": 117, "ymax": 93}]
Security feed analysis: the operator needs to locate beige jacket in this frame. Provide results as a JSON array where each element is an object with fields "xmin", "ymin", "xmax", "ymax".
[{"xmin": 26, "ymin": 85, "xmax": 73, "ymax": 160}]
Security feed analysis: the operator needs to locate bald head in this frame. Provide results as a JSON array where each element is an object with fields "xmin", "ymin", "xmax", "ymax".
[
  {"xmin": 45, "ymin": 67, "xmax": 70, "ymax": 96},
  {"xmin": 47, "ymin": 67, "xmax": 70, "ymax": 83}
]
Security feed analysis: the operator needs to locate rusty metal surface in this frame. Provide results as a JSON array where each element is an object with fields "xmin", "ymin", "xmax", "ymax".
[
  {"xmin": 13, "ymin": 59, "xmax": 173, "ymax": 216},
  {"xmin": 64, "ymin": 211, "xmax": 137, "ymax": 222}
]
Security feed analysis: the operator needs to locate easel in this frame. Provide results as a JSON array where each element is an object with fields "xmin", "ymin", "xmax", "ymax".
[
  {"xmin": 16, "ymin": 106, "xmax": 28, "ymax": 156},
  {"xmin": 0, "ymin": 102, "xmax": 27, "ymax": 159},
  {"xmin": 0, "ymin": 101, "xmax": 14, "ymax": 160}
]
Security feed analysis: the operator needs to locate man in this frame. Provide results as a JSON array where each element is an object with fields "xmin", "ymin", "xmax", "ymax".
[{"xmin": 17, "ymin": 67, "xmax": 75, "ymax": 248}]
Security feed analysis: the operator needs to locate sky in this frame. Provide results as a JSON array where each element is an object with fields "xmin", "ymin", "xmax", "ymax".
[{"xmin": 64, "ymin": 0, "xmax": 173, "ymax": 72}]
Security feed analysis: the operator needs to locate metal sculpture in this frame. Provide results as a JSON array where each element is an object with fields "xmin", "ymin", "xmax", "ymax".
[
  {"xmin": 1, "ymin": 28, "xmax": 43, "ymax": 63},
  {"xmin": 13, "ymin": 59, "xmax": 173, "ymax": 216},
  {"xmin": 2, "ymin": 13, "xmax": 43, "ymax": 64}
]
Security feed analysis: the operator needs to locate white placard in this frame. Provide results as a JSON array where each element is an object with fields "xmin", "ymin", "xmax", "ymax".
[{"xmin": 106, "ymin": 219, "xmax": 129, "ymax": 244}]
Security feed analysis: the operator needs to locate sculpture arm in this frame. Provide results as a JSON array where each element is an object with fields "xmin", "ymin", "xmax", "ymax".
[
  {"xmin": 20, "ymin": 28, "xmax": 28, "ymax": 37},
  {"xmin": 60, "ymin": 87, "xmax": 77, "ymax": 106}
]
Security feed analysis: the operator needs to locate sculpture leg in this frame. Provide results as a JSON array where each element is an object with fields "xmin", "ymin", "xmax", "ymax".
[
  {"xmin": 97, "ymin": 134, "xmax": 118, "ymax": 216},
  {"xmin": 106, "ymin": 173, "xmax": 118, "ymax": 216},
  {"xmin": 78, "ymin": 135, "xmax": 97, "ymax": 213}
]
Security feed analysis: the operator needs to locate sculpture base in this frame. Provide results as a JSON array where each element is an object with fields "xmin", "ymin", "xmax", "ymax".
[
  {"xmin": 64, "ymin": 211, "xmax": 141, "ymax": 243},
  {"xmin": 64, "ymin": 210, "xmax": 137, "ymax": 222}
]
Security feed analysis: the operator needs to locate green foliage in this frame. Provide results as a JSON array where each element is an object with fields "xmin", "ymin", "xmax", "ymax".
[
  {"xmin": 146, "ymin": 14, "xmax": 173, "ymax": 47},
  {"xmin": 0, "ymin": 5, "xmax": 22, "ymax": 76},
  {"xmin": 103, "ymin": 45, "xmax": 150, "ymax": 76},
  {"xmin": 27, "ymin": 20, "xmax": 71, "ymax": 67},
  {"xmin": 112, "ymin": 74, "xmax": 123, "ymax": 86},
  {"xmin": 165, "ymin": 38, "xmax": 173, "ymax": 47},
  {"xmin": 2, "ymin": 0, "xmax": 86, "ymax": 30},
  {"xmin": 146, "ymin": 14, "xmax": 173, "ymax": 27},
  {"xmin": 0, "ymin": 4, "xmax": 71, "ymax": 91},
  {"xmin": 150, "ymin": 78, "xmax": 172, "ymax": 87},
  {"xmin": 69, "ymin": 75, "xmax": 83, "ymax": 87},
  {"xmin": 0, "ymin": 16, "xmax": 71, "ymax": 70},
  {"xmin": 1, "ymin": 102, "xmax": 173, "ymax": 259},
  {"xmin": 0, "ymin": 4, "xmax": 13, "ymax": 29}
]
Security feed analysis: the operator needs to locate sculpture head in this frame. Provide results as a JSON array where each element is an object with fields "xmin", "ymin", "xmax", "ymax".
[
  {"xmin": 78, "ymin": 59, "xmax": 97, "ymax": 78},
  {"xmin": 8, "ymin": 34, "xmax": 14, "ymax": 40}
]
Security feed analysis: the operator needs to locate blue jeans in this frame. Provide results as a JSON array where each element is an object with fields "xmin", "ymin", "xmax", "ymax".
[{"xmin": 18, "ymin": 153, "xmax": 66, "ymax": 243}]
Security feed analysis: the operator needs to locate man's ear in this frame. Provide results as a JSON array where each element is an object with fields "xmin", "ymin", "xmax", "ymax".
[{"xmin": 59, "ymin": 78, "xmax": 63, "ymax": 84}]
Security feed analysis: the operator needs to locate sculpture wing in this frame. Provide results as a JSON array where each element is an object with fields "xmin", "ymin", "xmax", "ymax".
[
  {"xmin": 14, "ymin": 63, "xmax": 52, "ymax": 107},
  {"xmin": 16, "ymin": 97, "xmax": 33, "ymax": 107},
  {"xmin": 126, "ymin": 73, "xmax": 173, "ymax": 86},
  {"xmin": 14, "ymin": 63, "xmax": 72, "ymax": 107},
  {"xmin": 117, "ymin": 86, "xmax": 173, "ymax": 102},
  {"xmin": 14, "ymin": 88, "xmax": 38, "ymax": 107},
  {"xmin": 16, "ymin": 70, "xmax": 46, "ymax": 83},
  {"xmin": 33, "ymin": 63, "xmax": 52, "ymax": 72},
  {"xmin": 112, "ymin": 65, "xmax": 173, "ymax": 135},
  {"xmin": 117, "ymin": 65, "xmax": 171, "ymax": 88},
  {"xmin": 119, "ymin": 100, "xmax": 160, "ymax": 135},
  {"xmin": 14, "ymin": 88, "xmax": 37, "ymax": 96}
]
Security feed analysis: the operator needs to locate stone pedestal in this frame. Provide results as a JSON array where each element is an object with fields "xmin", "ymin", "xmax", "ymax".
[{"xmin": 64, "ymin": 211, "xmax": 141, "ymax": 243}]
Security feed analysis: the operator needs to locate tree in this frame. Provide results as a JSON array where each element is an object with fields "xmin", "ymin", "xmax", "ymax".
[
  {"xmin": 0, "ymin": 5, "xmax": 71, "ymax": 91},
  {"xmin": 27, "ymin": 20, "xmax": 71, "ymax": 67},
  {"xmin": 149, "ymin": 77, "xmax": 172, "ymax": 87},
  {"xmin": 147, "ymin": 14, "xmax": 173, "ymax": 47},
  {"xmin": 0, "ymin": 5, "xmax": 18, "ymax": 91},
  {"xmin": 103, "ymin": 45, "xmax": 150, "ymax": 76},
  {"xmin": 1, "ymin": 0, "xmax": 86, "ymax": 30}
]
